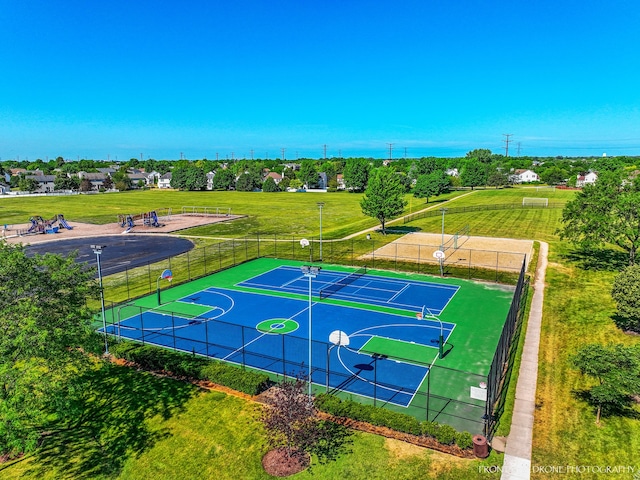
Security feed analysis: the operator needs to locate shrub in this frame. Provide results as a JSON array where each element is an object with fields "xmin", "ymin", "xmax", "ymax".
[
  {"xmin": 314, "ymin": 395, "xmax": 472, "ymax": 448},
  {"xmin": 434, "ymin": 424, "xmax": 457, "ymax": 445},
  {"xmin": 455, "ymin": 431, "xmax": 474, "ymax": 450},
  {"xmin": 109, "ymin": 341, "xmax": 270, "ymax": 395}
]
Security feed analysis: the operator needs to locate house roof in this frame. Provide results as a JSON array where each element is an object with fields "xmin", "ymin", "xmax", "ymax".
[{"xmin": 25, "ymin": 175, "xmax": 56, "ymax": 182}]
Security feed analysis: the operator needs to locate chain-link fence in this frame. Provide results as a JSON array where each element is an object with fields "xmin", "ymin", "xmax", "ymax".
[{"xmin": 100, "ymin": 233, "xmax": 529, "ymax": 436}]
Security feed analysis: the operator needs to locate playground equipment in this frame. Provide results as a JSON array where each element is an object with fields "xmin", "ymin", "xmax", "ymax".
[
  {"xmin": 118, "ymin": 209, "xmax": 166, "ymax": 233},
  {"xmin": 23, "ymin": 214, "xmax": 72, "ymax": 235}
]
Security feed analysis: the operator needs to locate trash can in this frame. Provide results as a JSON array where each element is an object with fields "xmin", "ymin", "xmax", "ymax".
[{"xmin": 473, "ymin": 434, "xmax": 489, "ymax": 458}]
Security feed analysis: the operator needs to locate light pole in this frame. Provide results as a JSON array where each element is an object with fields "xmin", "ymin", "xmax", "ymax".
[
  {"xmin": 91, "ymin": 244, "xmax": 108, "ymax": 355},
  {"xmin": 301, "ymin": 265, "xmax": 321, "ymax": 400},
  {"xmin": 372, "ymin": 353, "xmax": 387, "ymax": 406},
  {"xmin": 317, "ymin": 202, "xmax": 325, "ymax": 262}
]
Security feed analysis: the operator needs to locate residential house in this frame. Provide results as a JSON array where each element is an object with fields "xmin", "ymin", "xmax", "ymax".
[
  {"xmin": 510, "ymin": 169, "xmax": 540, "ymax": 183},
  {"xmin": 206, "ymin": 171, "xmax": 215, "ymax": 190},
  {"xmin": 158, "ymin": 172, "xmax": 172, "ymax": 189},
  {"xmin": 317, "ymin": 172, "xmax": 328, "ymax": 190},
  {"xmin": 265, "ymin": 171, "xmax": 283, "ymax": 185},
  {"xmin": 25, "ymin": 175, "xmax": 56, "ymax": 193},
  {"xmin": 127, "ymin": 172, "xmax": 148, "ymax": 188},
  {"xmin": 0, "ymin": 183, "xmax": 10, "ymax": 194},
  {"xmin": 445, "ymin": 168, "xmax": 459, "ymax": 177},
  {"xmin": 576, "ymin": 171, "xmax": 598, "ymax": 187},
  {"xmin": 336, "ymin": 174, "xmax": 345, "ymax": 190},
  {"xmin": 78, "ymin": 172, "xmax": 108, "ymax": 191}
]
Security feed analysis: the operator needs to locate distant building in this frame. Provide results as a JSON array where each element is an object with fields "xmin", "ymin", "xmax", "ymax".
[
  {"xmin": 576, "ymin": 171, "xmax": 598, "ymax": 187},
  {"xmin": 24, "ymin": 175, "xmax": 56, "ymax": 193},
  {"xmin": 158, "ymin": 172, "xmax": 172, "ymax": 189},
  {"xmin": 510, "ymin": 169, "xmax": 539, "ymax": 183}
]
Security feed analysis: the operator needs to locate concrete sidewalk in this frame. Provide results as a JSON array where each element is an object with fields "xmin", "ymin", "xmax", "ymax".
[{"xmin": 501, "ymin": 241, "xmax": 548, "ymax": 480}]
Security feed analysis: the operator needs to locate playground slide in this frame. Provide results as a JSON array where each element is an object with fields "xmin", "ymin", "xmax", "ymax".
[
  {"xmin": 151, "ymin": 211, "xmax": 160, "ymax": 227},
  {"xmin": 27, "ymin": 218, "xmax": 39, "ymax": 233},
  {"xmin": 58, "ymin": 215, "xmax": 73, "ymax": 230}
]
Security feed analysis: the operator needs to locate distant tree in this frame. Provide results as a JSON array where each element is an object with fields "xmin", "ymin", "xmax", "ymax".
[
  {"xmin": 460, "ymin": 160, "xmax": 487, "ymax": 190},
  {"xmin": 111, "ymin": 169, "xmax": 132, "ymax": 191},
  {"xmin": 262, "ymin": 177, "xmax": 279, "ymax": 192},
  {"xmin": 466, "ymin": 148, "xmax": 493, "ymax": 163},
  {"xmin": 611, "ymin": 265, "xmax": 640, "ymax": 332},
  {"xmin": 54, "ymin": 174, "xmax": 79, "ymax": 191},
  {"xmin": 571, "ymin": 343, "xmax": 640, "ymax": 424},
  {"xmin": 360, "ymin": 168, "xmax": 407, "ymax": 233},
  {"xmin": 289, "ymin": 178, "xmax": 303, "ymax": 190},
  {"xmin": 413, "ymin": 157, "xmax": 438, "ymax": 177},
  {"xmin": 171, "ymin": 165, "xmax": 206, "ymax": 190},
  {"xmin": 413, "ymin": 171, "xmax": 449, "ymax": 202},
  {"xmin": 235, "ymin": 172, "xmax": 257, "ymax": 191},
  {"xmin": 299, "ymin": 160, "xmax": 318, "ymax": 188},
  {"xmin": 79, "ymin": 179, "xmax": 92, "ymax": 192},
  {"xmin": 18, "ymin": 176, "xmax": 38, "ymax": 192},
  {"xmin": 211, "ymin": 168, "xmax": 235, "ymax": 190},
  {"xmin": 279, "ymin": 177, "xmax": 291, "ymax": 191},
  {"xmin": 559, "ymin": 170, "xmax": 640, "ymax": 265},
  {"xmin": 540, "ymin": 166, "xmax": 567, "ymax": 185},
  {"xmin": 487, "ymin": 170, "xmax": 509, "ymax": 188},
  {"xmin": 343, "ymin": 159, "xmax": 370, "ymax": 192},
  {"xmin": 102, "ymin": 176, "xmax": 113, "ymax": 190}
]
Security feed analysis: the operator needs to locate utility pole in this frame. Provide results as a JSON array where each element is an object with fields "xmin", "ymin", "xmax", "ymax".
[
  {"xmin": 404, "ymin": 147, "xmax": 408, "ymax": 159},
  {"xmin": 503, "ymin": 134, "xmax": 513, "ymax": 157},
  {"xmin": 323, "ymin": 144, "xmax": 327, "ymax": 159},
  {"xmin": 250, "ymin": 149, "xmax": 254, "ymax": 160},
  {"xmin": 516, "ymin": 142, "xmax": 521, "ymax": 157},
  {"xmin": 281, "ymin": 148, "xmax": 286, "ymax": 161},
  {"xmin": 387, "ymin": 143, "xmax": 394, "ymax": 161}
]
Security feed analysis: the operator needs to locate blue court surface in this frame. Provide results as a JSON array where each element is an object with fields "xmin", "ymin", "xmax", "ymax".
[{"xmin": 107, "ymin": 267, "xmax": 458, "ymax": 407}]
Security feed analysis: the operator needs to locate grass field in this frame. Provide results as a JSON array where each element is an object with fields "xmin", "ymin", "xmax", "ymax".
[{"xmin": 3, "ymin": 185, "xmax": 640, "ymax": 479}]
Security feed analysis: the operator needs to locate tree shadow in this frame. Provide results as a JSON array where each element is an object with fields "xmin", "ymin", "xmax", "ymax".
[
  {"xmin": 28, "ymin": 362, "xmax": 199, "ymax": 479},
  {"xmin": 571, "ymin": 388, "xmax": 640, "ymax": 420},
  {"xmin": 561, "ymin": 247, "xmax": 628, "ymax": 272},
  {"xmin": 611, "ymin": 313, "xmax": 640, "ymax": 334}
]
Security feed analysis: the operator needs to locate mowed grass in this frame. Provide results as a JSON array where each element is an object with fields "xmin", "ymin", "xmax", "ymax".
[
  {"xmin": 3, "ymin": 186, "xmax": 639, "ymax": 477},
  {"xmin": 0, "ymin": 369, "xmax": 494, "ymax": 480}
]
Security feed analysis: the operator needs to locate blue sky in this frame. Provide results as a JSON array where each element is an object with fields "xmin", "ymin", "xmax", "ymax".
[{"xmin": 1, "ymin": 0, "xmax": 639, "ymax": 160}]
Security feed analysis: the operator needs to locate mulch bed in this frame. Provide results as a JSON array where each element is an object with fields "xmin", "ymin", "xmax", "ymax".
[{"xmin": 262, "ymin": 448, "xmax": 310, "ymax": 477}]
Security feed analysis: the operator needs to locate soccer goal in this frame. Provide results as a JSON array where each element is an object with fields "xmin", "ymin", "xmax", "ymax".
[{"xmin": 522, "ymin": 197, "xmax": 549, "ymax": 207}]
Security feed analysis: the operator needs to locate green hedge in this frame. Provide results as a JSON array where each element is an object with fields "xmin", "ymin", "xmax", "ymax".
[
  {"xmin": 315, "ymin": 394, "xmax": 474, "ymax": 450},
  {"xmin": 110, "ymin": 341, "xmax": 271, "ymax": 396}
]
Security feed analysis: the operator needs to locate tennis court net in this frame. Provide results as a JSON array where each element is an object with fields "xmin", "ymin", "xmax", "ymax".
[{"xmin": 319, "ymin": 266, "xmax": 367, "ymax": 299}]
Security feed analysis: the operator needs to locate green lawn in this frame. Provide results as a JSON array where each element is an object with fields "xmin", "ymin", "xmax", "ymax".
[{"xmin": 3, "ymin": 186, "xmax": 639, "ymax": 478}]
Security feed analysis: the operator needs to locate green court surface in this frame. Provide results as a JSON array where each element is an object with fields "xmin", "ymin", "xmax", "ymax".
[{"xmin": 105, "ymin": 257, "xmax": 515, "ymax": 433}]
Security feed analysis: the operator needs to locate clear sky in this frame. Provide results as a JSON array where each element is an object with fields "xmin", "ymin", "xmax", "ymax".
[{"xmin": 1, "ymin": 0, "xmax": 639, "ymax": 161}]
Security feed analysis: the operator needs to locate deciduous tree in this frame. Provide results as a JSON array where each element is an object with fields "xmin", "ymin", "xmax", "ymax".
[
  {"xmin": 571, "ymin": 343, "xmax": 640, "ymax": 423},
  {"xmin": 611, "ymin": 264, "xmax": 640, "ymax": 332},
  {"xmin": 360, "ymin": 168, "xmax": 407, "ymax": 233},
  {"xmin": 0, "ymin": 243, "xmax": 97, "ymax": 456},
  {"xmin": 559, "ymin": 171, "xmax": 640, "ymax": 265}
]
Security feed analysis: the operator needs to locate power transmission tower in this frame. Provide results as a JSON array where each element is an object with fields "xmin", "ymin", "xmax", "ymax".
[
  {"xmin": 502, "ymin": 134, "xmax": 513, "ymax": 157},
  {"xmin": 516, "ymin": 142, "xmax": 521, "ymax": 157},
  {"xmin": 323, "ymin": 144, "xmax": 327, "ymax": 159},
  {"xmin": 387, "ymin": 143, "xmax": 394, "ymax": 160}
]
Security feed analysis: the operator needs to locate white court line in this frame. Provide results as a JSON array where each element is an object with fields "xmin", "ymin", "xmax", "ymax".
[{"xmin": 387, "ymin": 283, "xmax": 411, "ymax": 303}]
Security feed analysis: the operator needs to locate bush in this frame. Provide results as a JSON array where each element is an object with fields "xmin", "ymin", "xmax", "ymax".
[
  {"xmin": 455, "ymin": 431, "xmax": 474, "ymax": 450},
  {"xmin": 314, "ymin": 394, "xmax": 473, "ymax": 449},
  {"xmin": 109, "ymin": 341, "xmax": 270, "ymax": 396},
  {"xmin": 434, "ymin": 424, "xmax": 457, "ymax": 445}
]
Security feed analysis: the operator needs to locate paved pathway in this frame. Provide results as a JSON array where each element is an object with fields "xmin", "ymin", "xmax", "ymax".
[{"xmin": 501, "ymin": 241, "xmax": 548, "ymax": 480}]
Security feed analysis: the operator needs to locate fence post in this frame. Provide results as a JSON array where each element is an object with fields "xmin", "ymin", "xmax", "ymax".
[
  {"xmin": 126, "ymin": 268, "xmax": 130, "ymax": 300},
  {"xmin": 204, "ymin": 245, "xmax": 207, "ymax": 275},
  {"xmin": 147, "ymin": 263, "xmax": 152, "ymax": 293},
  {"xmin": 232, "ymin": 240, "xmax": 236, "ymax": 265},
  {"xmin": 187, "ymin": 251, "xmax": 191, "ymax": 280},
  {"xmin": 257, "ymin": 232, "xmax": 260, "ymax": 258},
  {"xmin": 218, "ymin": 243, "xmax": 222, "ymax": 270},
  {"xmin": 172, "ymin": 313, "xmax": 177, "ymax": 351}
]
